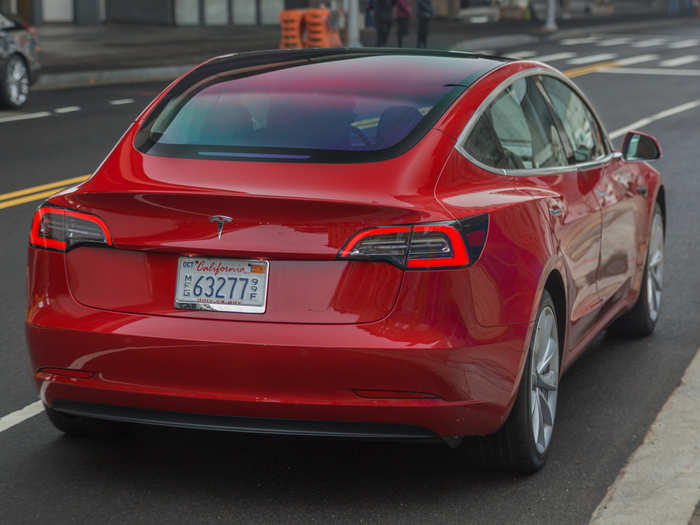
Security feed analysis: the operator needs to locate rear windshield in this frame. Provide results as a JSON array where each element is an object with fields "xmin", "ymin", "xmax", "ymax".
[{"xmin": 135, "ymin": 53, "xmax": 498, "ymax": 163}]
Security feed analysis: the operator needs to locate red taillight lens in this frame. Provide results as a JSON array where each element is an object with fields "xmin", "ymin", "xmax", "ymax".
[
  {"xmin": 22, "ymin": 23, "xmax": 37, "ymax": 36},
  {"xmin": 30, "ymin": 205, "xmax": 112, "ymax": 252},
  {"xmin": 339, "ymin": 215, "xmax": 488, "ymax": 270}
]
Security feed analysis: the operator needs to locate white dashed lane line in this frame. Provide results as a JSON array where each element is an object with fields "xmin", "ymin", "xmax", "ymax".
[
  {"xmin": 660, "ymin": 54, "xmax": 699, "ymax": 67},
  {"xmin": 609, "ymin": 98, "xmax": 700, "ymax": 139},
  {"xmin": 54, "ymin": 106, "xmax": 81, "ymax": 114},
  {"xmin": 0, "ymin": 111, "xmax": 52, "ymax": 124},
  {"xmin": 0, "ymin": 99, "xmax": 144, "ymax": 125},
  {"xmin": 109, "ymin": 98, "xmax": 135, "ymax": 106},
  {"xmin": 0, "ymin": 401, "xmax": 43, "ymax": 433}
]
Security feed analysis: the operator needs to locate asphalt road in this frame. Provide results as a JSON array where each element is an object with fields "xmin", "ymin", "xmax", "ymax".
[{"xmin": 1, "ymin": 23, "xmax": 700, "ymax": 525}]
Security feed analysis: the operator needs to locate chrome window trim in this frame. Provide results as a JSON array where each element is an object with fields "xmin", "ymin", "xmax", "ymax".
[{"xmin": 454, "ymin": 66, "xmax": 615, "ymax": 177}]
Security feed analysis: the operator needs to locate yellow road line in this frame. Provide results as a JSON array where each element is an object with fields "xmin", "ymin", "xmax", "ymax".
[
  {"xmin": 0, "ymin": 175, "xmax": 90, "ymax": 203},
  {"xmin": 564, "ymin": 60, "xmax": 625, "ymax": 78},
  {"xmin": 0, "ymin": 187, "xmax": 69, "ymax": 211}
]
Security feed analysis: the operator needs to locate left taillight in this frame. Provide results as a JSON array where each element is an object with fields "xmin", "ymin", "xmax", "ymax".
[
  {"xmin": 338, "ymin": 215, "xmax": 488, "ymax": 270},
  {"xmin": 30, "ymin": 205, "xmax": 112, "ymax": 252}
]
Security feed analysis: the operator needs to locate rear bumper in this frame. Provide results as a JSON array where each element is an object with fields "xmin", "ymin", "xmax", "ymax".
[
  {"xmin": 51, "ymin": 400, "xmax": 442, "ymax": 443},
  {"xmin": 27, "ymin": 248, "xmax": 533, "ymax": 439}
]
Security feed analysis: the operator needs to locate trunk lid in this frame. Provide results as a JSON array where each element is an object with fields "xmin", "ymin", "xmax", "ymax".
[{"xmin": 58, "ymin": 130, "xmax": 454, "ymax": 323}]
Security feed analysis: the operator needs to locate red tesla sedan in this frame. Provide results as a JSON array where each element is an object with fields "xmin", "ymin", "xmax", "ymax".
[{"xmin": 26, "ymin": 49, "xmax": 664, "ymax": 472}]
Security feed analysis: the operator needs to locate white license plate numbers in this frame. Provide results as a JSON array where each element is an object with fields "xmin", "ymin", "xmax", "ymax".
[{"xmin": 174, "ymin": 257, "xmax": 269, "ymax": 313}]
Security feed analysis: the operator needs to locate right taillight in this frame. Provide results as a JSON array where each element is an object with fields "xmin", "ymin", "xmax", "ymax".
[{"xmin": 338, "ymin": 214, "xmax": 488, "ymax": 270}]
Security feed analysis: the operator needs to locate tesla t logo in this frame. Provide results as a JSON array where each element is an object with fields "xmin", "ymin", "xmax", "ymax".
[{"xmin": 209, "ymin": 215, "xmax": 233, "ymax": 239}]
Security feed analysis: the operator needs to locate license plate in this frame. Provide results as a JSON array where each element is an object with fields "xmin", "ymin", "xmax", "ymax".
[{"xmin": 174, "ymin": 257, "xmax": 269, "ymax": 313}]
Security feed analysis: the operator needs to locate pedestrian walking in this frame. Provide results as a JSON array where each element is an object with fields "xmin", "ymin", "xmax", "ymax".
[
  {"xmin": 416, "ymin": 0, "xmax": 433, "ymax": 48},
  {"xmin": 372, "ymin": 0, "xmax": 395, "ymax": 47},
  {"xmin": 364, "ymin": 0, "xmax": 374, "ymax": 27},
  {"xmin": 396, "ymin": 0, "xmax": 411, "ymax": 48}
]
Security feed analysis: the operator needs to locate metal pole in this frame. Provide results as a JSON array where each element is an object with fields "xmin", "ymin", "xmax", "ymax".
[
  {"xmin": 347, "ymin": 0, "xmax": 361, "ymax": 47},
  {"xmin": 544, "ymin": 0, "xmax": 558, "ymax": 31}
]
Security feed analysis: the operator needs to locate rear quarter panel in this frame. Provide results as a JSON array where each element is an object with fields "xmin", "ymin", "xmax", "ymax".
[{"xmin": 435, "ymin": 151, "xmax": 560, "ymax": 329}]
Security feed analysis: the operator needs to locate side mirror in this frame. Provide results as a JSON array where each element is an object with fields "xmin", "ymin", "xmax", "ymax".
[{"xmin": 621, "ymin": 131, "xmax": 662, "ymax": 161}]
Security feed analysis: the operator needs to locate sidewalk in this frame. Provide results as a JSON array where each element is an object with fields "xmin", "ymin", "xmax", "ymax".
[{"xmin": 33, "ymin": 13, "xmax": 700, "ymax": 89}]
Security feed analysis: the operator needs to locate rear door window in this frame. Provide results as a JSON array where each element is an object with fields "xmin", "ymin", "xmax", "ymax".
[{"xmin": 464, "ymin": 77, "xmax": 567, "ymax": 170}]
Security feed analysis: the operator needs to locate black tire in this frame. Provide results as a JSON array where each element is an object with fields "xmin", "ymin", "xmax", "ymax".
[
  {"xmin": 465, "ymin": 290, "xmax": 560, "ymax": 474},
  {"xmin": 45, "ymin": 405, "xmax": 129, "ymax": 437},
  {"xmin": 0, "ymin": 54, "xmax": 30, "ymax": 109},
  {"xmin": 609, "ymin": 203, "xmax": 664, "ymax": 338}
]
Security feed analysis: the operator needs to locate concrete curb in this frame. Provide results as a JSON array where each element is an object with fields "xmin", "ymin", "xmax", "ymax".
[
  {"xmin": 589, "ymin": 347, "xmax": 700, "ymax": 525},
  {"xmin": 34, "ymin": 64, "xmax": 197, "ymax": 91}
]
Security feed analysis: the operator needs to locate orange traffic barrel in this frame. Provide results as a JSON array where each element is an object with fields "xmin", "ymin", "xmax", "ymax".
[
  {"xmin": 304, "ymin": 9, "xmax": 343, "ymax": 48},
  {"xmin": 279, "ymin": 9, "xmax": 305, "ymax": 49}
]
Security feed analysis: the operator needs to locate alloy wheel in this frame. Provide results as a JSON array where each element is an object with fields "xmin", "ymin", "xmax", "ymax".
[
  {"xmin": 646, "ymin": 213, "xmax": 664, "ymax": 322},
  {"xmin": 530, "ymin": 305, "xmax": 559, "ymax": 455},
  {"xmin": 6, "ymin": 56, "xmax": 29, "ymax": 107}
]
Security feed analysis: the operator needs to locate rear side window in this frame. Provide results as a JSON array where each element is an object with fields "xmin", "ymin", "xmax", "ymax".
[
  {"xmin": 540, "ymin": 76, "xmax": 606, "ymax": 164},
  {"xmin": 464, "ymin": 77, "xmax": 567, "ymax": 170}
]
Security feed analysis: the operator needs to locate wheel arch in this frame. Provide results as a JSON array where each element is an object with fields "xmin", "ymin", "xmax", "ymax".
[
  {"xmin": 543, "ymin": 269, "xmax": 567, "ymax": 365},
  {"xmin": 10, "ymin": 52, "xmax": 31, "ymax": 82},
  {"xmin": 655, "ymin": 184, "xmax": 666, "ymax": 237}
]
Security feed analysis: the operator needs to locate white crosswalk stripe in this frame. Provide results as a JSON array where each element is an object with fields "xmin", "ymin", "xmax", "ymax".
[
  {"xmin": 567, "ymin": 53, "xmax": 617, "ymax": 65},
  {"xmin": 560, "ymin": 36, "xmax": 599, "ymax": 45},
  {"xmin": 668, "ymin": 39, "xmax": 699, "ymax": 49},
  {"xmin": 660, "ymin": 55, "xmax": 699, "ymax": 67},
  {"xmin": 533, "ymin": 52, "xmax": 577, "ymax": 62},
  {"xmin": 603, "ymin": 67, "xmax": 700, "ymax": 77},
  {"xmin": 632, "ymin": 38, "xmax": 667, "ymax": 48},
  {"xmin": 598, "ymin": 37, "xmax": 633, "ymax": 47},
  {"xmin": 507, "ymin": 50, "xmax": 536, "ymax": 59},
  {"xmin": 616, "ymin": 54, "xmax": 659, "ymax": 66}
]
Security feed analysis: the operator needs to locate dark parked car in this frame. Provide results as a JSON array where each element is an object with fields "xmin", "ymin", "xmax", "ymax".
[{"xmin": 0, "ymin": 10, "xmax": 40, "ymax": 108}]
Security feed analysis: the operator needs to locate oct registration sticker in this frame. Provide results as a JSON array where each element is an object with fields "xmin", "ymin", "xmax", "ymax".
[{"xmin": 174, "ymin": 257, "xmax": 269, "ymax": 313}]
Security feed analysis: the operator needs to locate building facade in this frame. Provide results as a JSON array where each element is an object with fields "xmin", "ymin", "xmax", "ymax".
[
  {"xmin": 1, "ymin": 0, "xmax": 312, "ymax": 25},
  {"xmin": 0, "ymin": 0, "xmax": 682, "ymax": 26}
]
